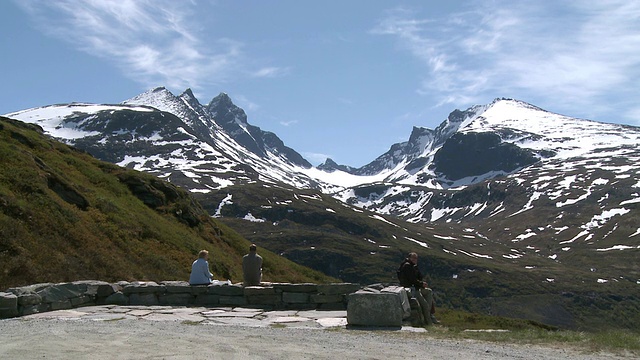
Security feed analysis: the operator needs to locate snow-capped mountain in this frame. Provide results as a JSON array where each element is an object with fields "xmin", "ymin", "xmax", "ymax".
[
  {"xmin": 6, "ymin": 87, "xmax": 323, "ymax": 193},
  {"xmin": 336, "ymin": 98, "xmax": 640, "ymax": 212},
  {"xmin": 325, "ymin": 99, "xmax": 640, "ymax": 285},
  {"xmin": 340, "ymin": 98, "xmax": 640, "ymax": 188},
  {"xmin": 6, "ymin": 91, "xmax": 640, "ymax": 224}
]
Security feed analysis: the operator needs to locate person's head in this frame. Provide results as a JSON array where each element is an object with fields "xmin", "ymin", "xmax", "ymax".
[
  {"xmin": 249, "ymin": 244, "xmax": 257, "ymax": 253},
  {"xmin": 408, "ymin": 252, "xmax": 418, "ymax": 264},
  {"xmin": 198, "ymin": 250, "xmax": 209, "ymax": 259}
]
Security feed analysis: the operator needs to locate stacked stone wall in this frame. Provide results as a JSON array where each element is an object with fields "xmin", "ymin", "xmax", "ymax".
[{"xmin": 0, "ymin": 281, "xmax": 362, "ymax": 319}]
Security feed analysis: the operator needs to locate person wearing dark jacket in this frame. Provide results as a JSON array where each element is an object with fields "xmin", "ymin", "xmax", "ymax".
[
  {"xmin": 242, "ymin": 244, "xmax": 263, "ymax": 286},
  {"xmin": 398, "ymin": 252, "xmax": 438, "ymax": 324}
]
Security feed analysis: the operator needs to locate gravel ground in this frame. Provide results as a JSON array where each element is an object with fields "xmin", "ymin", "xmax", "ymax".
[{"xmin": 0, "ymin": 318, "xmax": 629, "ymax": 359}]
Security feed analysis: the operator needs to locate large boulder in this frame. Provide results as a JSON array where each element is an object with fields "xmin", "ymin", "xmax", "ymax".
[
  {"xmin": 16, "ymin": 292, "xmax": 42, "ymax": 306},
  {"xmin": 346, "ymin": 288, "xmax": 405, "ymax": 327},
  {"xmin": 381, "ymin": 286, "xmax": 411, "ymax": 320},
  {"xmin": 6, "ymin": 283, "xmax": 53, "ymax": 297},
  {"xmin": 0, "ymin": 292, "xmax": 18, "ymax": 318},
  {"xmin": 82, "ymin": 280, "xmax": 119, "ymax": 298},
  {"xmin": 37, "ymin": 282, "xmax": 89, "ymax": 303}
]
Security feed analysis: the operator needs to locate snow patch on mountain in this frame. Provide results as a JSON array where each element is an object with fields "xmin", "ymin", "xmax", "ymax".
[
  {"xmin": 243, "ymin": 213, "xmax": 266, "ymax": 223},
  {"xmin": 597, "ymin": 245, "xmax": 640, "ymax": 251},
  {"xmin": 462, "ymin": 99, "xmax": 639, "ymax": 159},
  {"xmin": 5, "ymin": 103, "xmax": 151, "ymax": 139},
  {"xmin": 213, "ymin": 194, "xmax": 233, "ymax": 218},
  {"xmin": 300, "ymin": 167, "xmax": 389, "ymax": 188}
]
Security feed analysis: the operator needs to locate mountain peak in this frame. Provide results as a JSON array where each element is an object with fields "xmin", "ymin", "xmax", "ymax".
[
  {"xmin": 122, "ymin": 86, "xmax": 177, "ymax": 108},
  {"xmin": 206, "ymin": 93, "xmax": 246, "ymax": 125},
  {"xmin": 181, "ymin": 88, "xmax": 195, "ymax": 98},
  {"xmin": 317, "ymin": 158, "xmax": 356, "ymax": 173},
  {"xmin": 209, "ymin": 92, "xmax": 233, "ymax": 107},
  {"xmin": 408, "ymin": 126, "xmax": 433, "ymax": 142},
  {"xmin": 151, "ymin": 86, "xmax": 168, "ymax": 92},
  {"xmin": 178, "ymin": 88, "xmax": 203, "ymax": 110},
  {"xmin": 485, "ymin": 97, "xmax": 545, "ymax": 113}
]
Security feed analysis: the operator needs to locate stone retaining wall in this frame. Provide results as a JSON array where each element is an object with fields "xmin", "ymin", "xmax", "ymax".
[{"xmin": 0, "ymin": 280, "xmax": 362, "ymax": 319}]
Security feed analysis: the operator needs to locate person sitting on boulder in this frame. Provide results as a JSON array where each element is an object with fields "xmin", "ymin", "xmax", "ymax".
[
  {"xmin": 189, "ymin": 250, "xmax": 213, "ymax": 285},
  {"xmin": 397, "ymin": 252, "xmax": 439, "ymax": 324},
  {"xmin": 242, "ymin": 244, "xmax": 263, "ymax": 286}
]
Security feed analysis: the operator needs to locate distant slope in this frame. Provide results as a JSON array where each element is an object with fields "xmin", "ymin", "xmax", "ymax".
[
  {"xmin": 0, "ymin": 116, "xmax": 334, "ymax": 289},
  {"xmin": 208, "ymin": 181, "xmax": 640, "ymax": 331}
]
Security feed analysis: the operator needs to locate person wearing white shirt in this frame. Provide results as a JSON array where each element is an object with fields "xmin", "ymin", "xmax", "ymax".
[{"xmin": 189, "ymin": 250, "xmax": 213, "ymax": 285}]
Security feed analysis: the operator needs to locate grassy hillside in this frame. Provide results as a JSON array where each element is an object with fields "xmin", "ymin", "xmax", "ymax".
[{"xmin": 0, "ymin": 117, "xmax": 335, "ymax": 289}]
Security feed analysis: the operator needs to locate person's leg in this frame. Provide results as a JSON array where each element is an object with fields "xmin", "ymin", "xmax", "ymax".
[
  {"xmin": 412, "ymin": 288, "xmax": 432, "ymax": 325},
  {"xmin": 420, "ymin": 288, "xmax": 434, "ymax": 312},
  {"xmin": 419, "ymin": 288, "xmax": 438, "ymax": 324}
]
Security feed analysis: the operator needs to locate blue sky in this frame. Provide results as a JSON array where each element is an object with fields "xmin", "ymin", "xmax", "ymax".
[{"xmin": 2, "ymin": 1, "xmax": 639, "ymax": 167}]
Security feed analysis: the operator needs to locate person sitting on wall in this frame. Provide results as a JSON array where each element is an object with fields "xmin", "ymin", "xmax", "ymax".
[
  {"xmin": 242, "ymin": 244, "xmax": 263, "ymax": 286},
  {"xmin": 397, "ymin": 252, "xmax": 439, "ymax": 324},
  {"xmin": 189, "ymin": 249, "xmax": 213, "ymax": 285}
]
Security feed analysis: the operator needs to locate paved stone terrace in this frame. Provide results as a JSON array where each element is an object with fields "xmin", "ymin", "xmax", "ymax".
[
  {"xmin": 12, "ymin": 304, "xmax": 428, "ymax": 333},
  {"xmin": 1, "ymin": 281, "xmax": 428, "ymax": 330},
  {"xmin": 18, "ymin": 304, "xmax": 350, "ymax": 329}
]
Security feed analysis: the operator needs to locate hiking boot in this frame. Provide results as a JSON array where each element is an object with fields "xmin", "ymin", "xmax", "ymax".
[{"xmin": 430, "ymin": 315, "xmax": 440, "ymax": 324}]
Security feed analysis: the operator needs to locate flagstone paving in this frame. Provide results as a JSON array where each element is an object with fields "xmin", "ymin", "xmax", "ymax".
[
  {"xmin": 13, "ymin": 305, "xmax": 435, "ymax": 333},
  {"xmin": 18, "ymin": 305, "xmax": 350, "ymax": 329}
]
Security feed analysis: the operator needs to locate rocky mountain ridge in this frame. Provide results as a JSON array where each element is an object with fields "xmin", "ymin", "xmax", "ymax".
[
  {"xmin": 7, "ymin": 88, "xmax": 326, "ymax": 193},
  {"xmin": 5, "ymin": 90, "xmax": 639, "ymax": 270}
]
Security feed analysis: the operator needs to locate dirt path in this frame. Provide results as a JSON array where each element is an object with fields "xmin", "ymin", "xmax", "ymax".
[{"xmin": 0, "ymin": 318, "xmax": 626, "ymax": 359}]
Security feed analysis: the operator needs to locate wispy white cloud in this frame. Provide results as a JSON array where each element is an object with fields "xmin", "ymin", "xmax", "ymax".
[
  {"xmin": 279, "ymin": 120, "xmax": 298, "ymax": 127},
  {"xmin": 16, "ymin": 0, "xmax": 243, "ymax": 94},
  {"xmin": 373, "ymin": 1, "xmax": 640, "ymax": 122},
  {"xmin": 251, "ymin": 67, "xmax": 289, "ymax": 78}
]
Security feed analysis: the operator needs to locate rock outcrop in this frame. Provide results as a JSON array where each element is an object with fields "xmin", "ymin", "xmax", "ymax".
[{"xmin": 346, "ymin": 285, "xmax": 412, "ymax": 327}]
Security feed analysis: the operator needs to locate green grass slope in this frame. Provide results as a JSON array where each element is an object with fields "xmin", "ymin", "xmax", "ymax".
[{"xmin": 0, "ymin": 117, "xmax": 334, "ymax": 289}]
